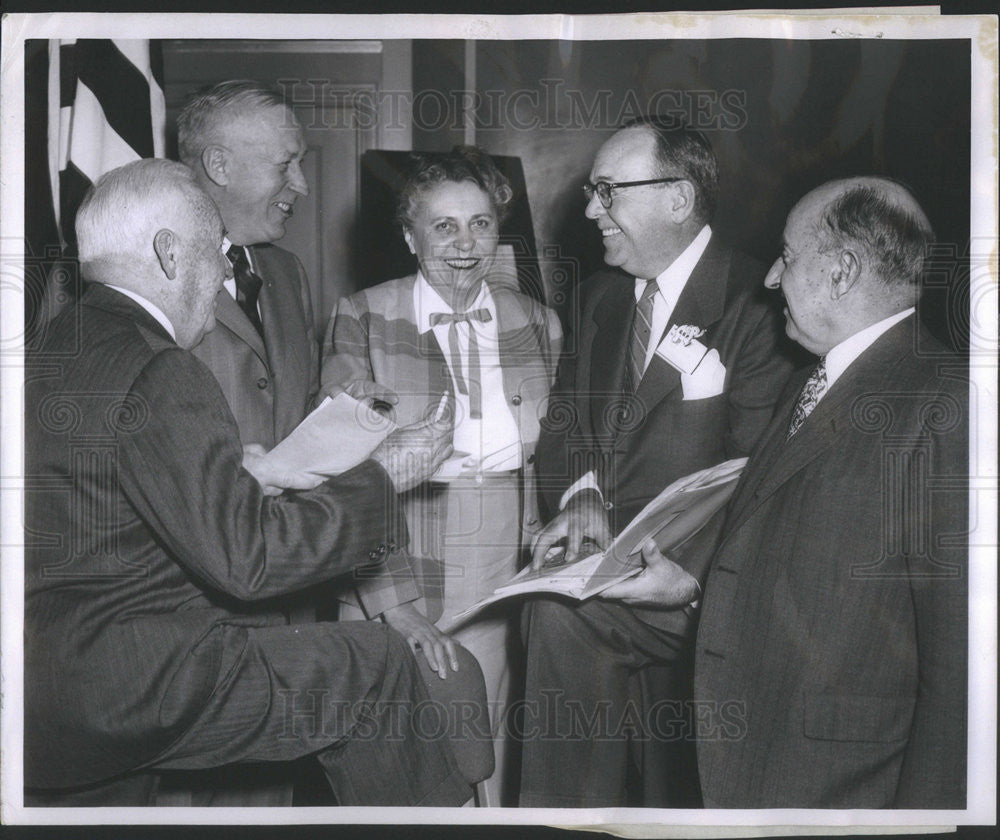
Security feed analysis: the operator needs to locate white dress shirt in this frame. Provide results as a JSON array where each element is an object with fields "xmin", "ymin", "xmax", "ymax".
[
  {"xmin": 413, "ymin": 273, "xmax": 522, "ymax": 475},
  {"xmin": 635, "ymin": 224, "xmax": 713, "ymax": 373}
]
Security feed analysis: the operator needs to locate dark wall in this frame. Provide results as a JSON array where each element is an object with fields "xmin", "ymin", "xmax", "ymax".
[{"xmin": 410, "ymin": 38, "xmax": 970, "ymax": 350}]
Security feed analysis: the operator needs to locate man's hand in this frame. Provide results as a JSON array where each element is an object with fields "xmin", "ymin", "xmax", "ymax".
[
  {"xmin": 324, "ymin": 379, "xmax": 399, "ymax": 417},
  {"xmin": 531, "ymin": 488, "xmax": 612, "ymax": 570},
  {"xmin": 382, "ymin": 602, "xmax": 459, "ymax": 679},
  {"xmin": 242, "ymin": 443, "xmax": 326, "ymax": 496},
  {"xmin": 600, "ymin": 539, "xmax": 700, "ymax": 608},
  {"xmin": 370, "ymin": 414, "xmax": 453, "ymax": 493}
]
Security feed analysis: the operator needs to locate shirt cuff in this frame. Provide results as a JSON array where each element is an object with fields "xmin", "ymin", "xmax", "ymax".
[{"xmin": 559, "ymin": 470, "xmax": 603, "ymax": 511}]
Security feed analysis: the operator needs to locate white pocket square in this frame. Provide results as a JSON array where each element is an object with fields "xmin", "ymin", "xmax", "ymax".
[{"xmin": 681, "ymin": 348, "xmax": 726, "ymax": 400}]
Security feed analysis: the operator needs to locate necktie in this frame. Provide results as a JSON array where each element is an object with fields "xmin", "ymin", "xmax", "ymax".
[
  {"xmin": 429, "ymin": 308, "xmax": 493, "ymax": 419},
  {"xmin": 227, "ymin": 245, "xmax": 264, "ymax": 338},
  {"xmin": 787, "ymin": 357, "xmax": 828, "ymax": 439},
  {"xmin": 626, "ymin": 279, "xmax": 659, "ymax": 392}
]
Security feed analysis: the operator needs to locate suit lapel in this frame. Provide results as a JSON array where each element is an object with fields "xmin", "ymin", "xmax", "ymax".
[
  {"xmin": 589, "ymin": 273, "xmax": 634, "ymax": 437},
  {"xmin": 635, "ymin": 238, "xmax": 731, "ymax": 410},
  {"xmin": 214, "ymin": 284, "xmax": 268, "ymax": 366},
  {"xmin": 723, "ymin": 317, "xmax": 916, "ymax": 538}
]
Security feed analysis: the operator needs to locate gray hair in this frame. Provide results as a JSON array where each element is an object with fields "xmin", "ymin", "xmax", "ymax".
[
  {"xmin": 397, "ymin": 145, "xmax": 513, "ymax": 231},
  {"xmin": 177, "ymin": 79, "xmax": 287, "ymax": 166},
  {"xmin": 818, "ymin": 181, "xmax": 935, "ymax": 288},
  {"xmin": 76, "ymin": 159, "xmax": 218, "ymax": 264}
]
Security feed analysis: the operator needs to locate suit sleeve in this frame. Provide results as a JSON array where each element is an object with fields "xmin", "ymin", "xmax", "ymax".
[
  {"xmin": 894, "ymin": 378, "xmax": 968, "ymax": 808},
  {"xmin": 320, "ymin": 294, "xmax": 421, "ymax": 617},
  {"xmin": 117, "ymin": 349, "xmax": 405, "ymax": 602},
  {"xmin": 724, "ymin": 295, "xmax": 800, "ymax": 458},
  {"xmin": 534, "ymin": 291, "xmax": 599, "ymax": 523}
]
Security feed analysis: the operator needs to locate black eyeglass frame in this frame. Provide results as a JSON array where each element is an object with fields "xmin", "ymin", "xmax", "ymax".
[{"xmin": 582, "ymin": 177, "xmax": 684, "ymax": 208}]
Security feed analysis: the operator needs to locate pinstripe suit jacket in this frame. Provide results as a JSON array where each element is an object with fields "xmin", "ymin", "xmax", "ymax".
[
  {"xmin": 322, "ymin": 274, "xmax": 563, "ymax": 621},
  {"xmin": 695, "ymin": 316, "xmax": 967, "ymax": 808},
  {"xmin": 24, "ymin": 284, "xmax": 407, "ymax": 789},
  {"xmin": 190, "ymin": 245, "xmax": 417, "ymax": 617}
]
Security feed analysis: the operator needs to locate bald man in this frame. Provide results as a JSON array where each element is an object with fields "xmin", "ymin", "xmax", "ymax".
[{"xmin": 689, "ymin": 177, "xmax": 967, "ymax": 807}]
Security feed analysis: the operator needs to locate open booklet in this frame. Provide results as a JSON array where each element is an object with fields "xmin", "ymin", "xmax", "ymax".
[
  {"xmin": 260, "ymin": 392, "xmax": 397, "ymax": 477},
  {"xmin": 440, "ymin": 456, "xmax": 748, "ymax": 632}
]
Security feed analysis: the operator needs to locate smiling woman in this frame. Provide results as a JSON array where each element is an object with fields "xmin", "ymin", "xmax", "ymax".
[{"xmin": 321, "ymin": 146, "xmax": 563, "ymax": 805}]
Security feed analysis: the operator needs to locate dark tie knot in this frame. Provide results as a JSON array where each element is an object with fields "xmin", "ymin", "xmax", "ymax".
[
  {"xmin": 226, "ymin": 245, "xmax": 264, "ymax": 336},
  {"xmin": 429, "ymin": 308, "xmax": 493, "ymax": 327}
]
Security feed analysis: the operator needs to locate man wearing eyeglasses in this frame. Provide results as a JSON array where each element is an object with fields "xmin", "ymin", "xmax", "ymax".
[{"xmin": 520, "ymin": 117, "xmax": 800, "ymax": 807}]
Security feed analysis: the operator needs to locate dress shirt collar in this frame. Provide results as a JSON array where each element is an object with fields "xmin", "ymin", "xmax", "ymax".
[
  {"xmin": 634, "ymin": 224, "xmax": 712, "ymax": 308},
  {"xmin": 103, "ymin": 284, "xmax": 176, "ymax": 340},
  {"xmin": 824, "ymin": 308, "xmax": 915, "ymax": 390},
  {"xmin": 414, "ymin": 271, "xmax": 494, "ymax": 334},
  {"xmin": 222, "ymin": 236, "xmax": 239, "ymax": 301}
]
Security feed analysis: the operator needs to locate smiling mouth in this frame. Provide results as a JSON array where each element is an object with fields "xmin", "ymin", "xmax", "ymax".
[
  {"xmin": 443, "ymin": 257, "xmax": 481, "ymax": 269},
  {"xmin": 274, "ymin": 201, "xmax": 293, "ymax": 216},
  {"xmin": 601, "ymin": 227, "xmax": 623, "ymax": 238}
]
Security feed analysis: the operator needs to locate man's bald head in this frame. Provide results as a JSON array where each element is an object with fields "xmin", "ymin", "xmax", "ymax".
[
  {"xmin": 765, "ymin": 177, "xmax": 934, "ymax": 355},
  {"xmin": 807, "ymin": 177, "xmax": 935, "ymax": 293}
]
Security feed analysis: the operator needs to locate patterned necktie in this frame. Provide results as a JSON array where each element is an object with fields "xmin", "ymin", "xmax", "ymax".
[
  {"xmin": 787, "ymin": 357, "xmax": 828, "ymax": 439},
  {"xmin": 429, "ymin": 308, "xmax": 493, "ymax": 419},
  {"xmin": 226, "ymin": 245, "xmax": 264, "ymax": 338},
  {"xmin": 626, "ymin": 279, "xmax": 659, "ymax": 392}
]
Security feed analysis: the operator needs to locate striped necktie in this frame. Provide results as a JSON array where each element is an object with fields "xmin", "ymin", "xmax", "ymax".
[
  {"xmin": 787, "ymin": 357, "xmax": 828, "ymax": 439},
  {"xmin": 626, "ymin": 279, "xmax": 659, "ymax": 392},
  {"xmin": 227, "ymin": 245, "xmax": 264, "ymax": 338},
  {"xmin": 429, "ymin": 308, "xmax": 493, "ymax": 419}
]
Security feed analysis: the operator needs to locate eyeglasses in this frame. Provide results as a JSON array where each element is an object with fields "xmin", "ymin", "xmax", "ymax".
[{"xmin": 582, "ymin": 178, "xmax": 684, "ymax": 209}]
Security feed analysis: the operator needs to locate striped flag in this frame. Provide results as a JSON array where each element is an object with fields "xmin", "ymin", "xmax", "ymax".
[{"xmin": 47, "ymin": 39, "xmax": 166, "ymax": 254}]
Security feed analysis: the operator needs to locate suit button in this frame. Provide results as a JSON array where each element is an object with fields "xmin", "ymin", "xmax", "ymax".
[
  {"xmin": 527, "ymin": 454, "xmax": 535, "ymax": 465},
  {"xmin": 511, "ymin": 395, "xmax": 522, "ymax": 406},
  {"xmin": 527, "ymin": 517, "xmax": 538, "ymax": 526},
  {"xmin": 256, "ymin": 377, "xmax": 269, "ymax": 389},
  {"xmin": 604, "ymin": 501, "xmax": 614, "ymax": 510}
]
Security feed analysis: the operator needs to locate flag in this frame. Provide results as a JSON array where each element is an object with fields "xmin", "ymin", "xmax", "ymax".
[{"xmin": 47, "ymin": 39, "xmax": 166, "ymax": 254}]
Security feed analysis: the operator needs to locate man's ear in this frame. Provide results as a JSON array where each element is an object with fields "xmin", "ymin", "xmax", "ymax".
[
  {"xmin": 153, "ymin": 229, "xmax": 179, "ymax": 281},
  {"xmin": 666, "ymin": 180, "xmax": 696, "ymax": 224},
  {"xmin": 201, "ymin": 145, "xmax": 230, "ymax": 187},
  {"xmin": 403, "ymin": 228, "xmax": 416, "ymax": 256},
  {"xmin": 830, "ymin": 249, "xmax": 862, "ymax": 300}
]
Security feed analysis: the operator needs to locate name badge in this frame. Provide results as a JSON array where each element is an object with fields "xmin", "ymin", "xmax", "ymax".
[{"xmin": 654, "ymin": 324, "xmax": 709, "ymax": 375}]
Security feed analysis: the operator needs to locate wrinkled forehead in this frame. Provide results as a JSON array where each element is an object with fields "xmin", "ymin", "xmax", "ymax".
[
  {"xmin": 590, "ymin": 127, "xmax": 659, "ymax": 182},
  {"xmin": 226, "ymin": 104, "xmax": 304, "ymax": 155}
]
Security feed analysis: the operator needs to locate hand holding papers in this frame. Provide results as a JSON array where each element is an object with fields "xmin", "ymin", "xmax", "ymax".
[
  {"xmin": 440, "ymin": 457, "xmax": 748, "ymax": 632},
  {"xmin": 242, "ymin": 443, "xmax": 327, "ymax": 496},
  {"xmin": 259, "ymin": 392, "xmax": 397, "ymax": 480},
  {"xmin": 370, "ymin": 393, "xmax": 455, "ymax": 493}
]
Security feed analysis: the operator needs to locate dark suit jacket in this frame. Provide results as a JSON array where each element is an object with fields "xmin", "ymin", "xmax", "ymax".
[
  {"xmin": 190, "ymin": 244, "xmax": 318, "ymax": 450},
  {"xmin": 537, "ymin": 236, "xmax": 799, "ymax": 554},
  {"xmin": 695, "ymin": 315, "xmax": 968, "ymax": 808},
  {"xmin": 24, "ymin": 284, "xmax": 405, "ymax": 789}
]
